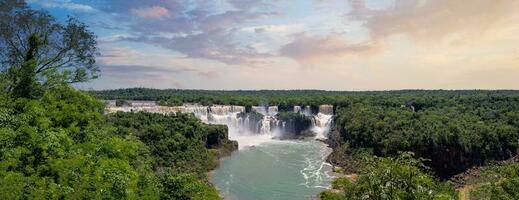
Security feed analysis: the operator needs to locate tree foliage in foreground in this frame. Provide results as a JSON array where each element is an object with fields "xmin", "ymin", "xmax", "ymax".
[
  {"xmin": 468, "ymin": 163, "xmax": 519, "ymax": 200},
  {"xmin": 0, "ymin": 2, "xmax": 231, "ymax": 198},
  {"xmin": 0, "ymin": 87, "xmax": 157, "ymax": 199},
  {"xmin": 1, "ymin": 0, "xmax": 98, "ymax": 98},
  {"xmin": 106, "ymin": 111, "xmax": 235, "ymax": 200},
  {"xmin": 107, "ymin": 111, "xmax": 237, "ymax": 176},
  {"xmin": 0, "ymin": 86, "xmax": 229, "ymax": 199},
  {"xmin": 320, "ymin": 153, "xmax": 458, "ymax": 200}
]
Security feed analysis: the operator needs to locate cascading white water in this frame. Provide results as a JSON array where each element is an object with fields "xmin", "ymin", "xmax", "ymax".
[
  {"xmin": 251, "ymin": 106, "xmax": 267, "ymax": 115},
  {"xmin": 311, "ymin": 105, "xmax": 334, "ymax": 139},
  {"xmin": 311, "ymin": 113, "xmax": 333, "ymax": 139},
  {"xmin": 268, "ymin": 106, "xmax": 279, "ymax": 115},
  {"xmin": 186, "ymin": 104, "xmax": 333, "ymax": 142},
  {"xmin": 293, "ymin": 105, "xmax": 312, "ymax": 116},
  {"xmin": 106, "ymin": 102, "xmax": 334, "ymax": 147},
  {"xmin": 183, "ymin": 104, "xmax": 210, "ymax": 122}
]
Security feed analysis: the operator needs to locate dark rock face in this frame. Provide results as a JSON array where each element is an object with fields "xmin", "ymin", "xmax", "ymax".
[
  {"xmin": 245, "ymin": 105, "xmax": 253, "ymax": 113},
  {"xmin": 277, "ymin": 112, "xmax": 313, "ymax": 138},
  {"xmin": 237, "ymin": 111, "xmax": 264, "ymax": 133},
  {"xmin": 115, "ymin": 99, "xmax": 129, "ymax": 107},
  {"xmin": 277, "ymin": 104, "xmax": 295, "ymax": 112},
  {"xmin": 309, "ymin": 105, "xmax": 320, "ymax": 115}
]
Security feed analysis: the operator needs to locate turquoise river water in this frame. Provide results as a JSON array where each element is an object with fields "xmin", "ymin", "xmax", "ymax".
[{"xmin": 211, "ymin": 139, "xmax": 335, "ymax": 200}]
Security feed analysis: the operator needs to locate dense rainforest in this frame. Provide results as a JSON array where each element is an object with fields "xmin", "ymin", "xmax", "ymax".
[
  {"xmin": 97, "ymin": 88, "xmax": 519, "ymax": 199},
  {"xmin": 0, "ymin": 2, "xmax": 236, "ymax": 199},
  {"xmin": 323, "ymin": 95, "xmax": 519, "ymax": 199},
  {"xmin": 329, "ymin": 95, "xmax": 519, "ymax": 177}
]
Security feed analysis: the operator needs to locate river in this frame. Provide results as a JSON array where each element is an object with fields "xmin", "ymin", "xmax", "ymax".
[{"xmin": 211, "ymin": 138, "xmax": 334, "ymax": 200}]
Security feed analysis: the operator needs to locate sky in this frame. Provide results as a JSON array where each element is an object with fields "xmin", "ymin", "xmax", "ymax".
[{"xmin": 27, "ymin": 0, "xmax": 519, "ymax": 90}]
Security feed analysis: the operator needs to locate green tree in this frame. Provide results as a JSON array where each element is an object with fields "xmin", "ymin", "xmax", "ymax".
[
  {"xmin": 159, "ymin": 171, "xmax": 219, "ymax": 200},
  {"xmin": 1, "ymin": 0, "xmax": 98, "ymax": 96},
  {"xmin": 0, "ymin": 87, "xmax": 161, "ymax": 199},
  {"xmin": 7, "ymin": 34, "xmax": 41, "ymax": 98},
  {"xmin": 322, "ymin": 153, "xmax": 458, "ymax": 200},
  {"xmin": 469, "ymin": 164, "xmax": 519, "ymax": 200}
]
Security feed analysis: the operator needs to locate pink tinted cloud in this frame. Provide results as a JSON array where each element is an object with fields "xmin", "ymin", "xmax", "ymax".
[
  {"xmin": 280, "ymin": 34, "xmax": 379, "ymax": 65},
  {"xmin": 352, "ymin": 0, "xmax": 518, "ymax": 42},
  {"xmin": 131, "ymin": 6, "xmax": 170, "ymax": 18}
]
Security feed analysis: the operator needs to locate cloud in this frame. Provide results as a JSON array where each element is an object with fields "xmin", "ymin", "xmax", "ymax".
[
  {"xmin": 68, "ymin": 0, "xmax": 519, "ymax": 90},
  {"xmin": 101, "ymin": 64, "xmax": 191, "ymax": 75},
  {"xmin": 97, "ymin": 0, "xmax": 275, "ymax": 65},
  {"xmin": 280, "ymin": 33, "xmax": 378, "ymax": 65},
  {"xmin": 28, "ymin": 0, "xmax": 95, "ymax": 12},
  {"xmin": 121, "ymin": 30, "xmax": 272, "ymax": 65},
  {"xmin": 350, "ymin": 0, "xmax": 519, "ymax": 43},
  {"xmin": 198, "ymin": 10, "xmax": 273, "ymax": 32},
  {"xmin": 97, "ymin": 46, "xmax": 143, "ymax": 65},
  {"xmin": 96, "ymin": 45, "xmax": 222, "ymax": 79},
  {"xmin": 347, "ymin": 0, "xmax": 372, "ymax": 20},
  {"xmin": 242, "ymin": 24, "xmax": 305, "ymax": 34},
  {"xmin": 95, "ymin": 64, "xmax": 182, "ymax": 88},
  {"xmin": 99, "ymin": 47, "xmax": 140, "ymax": 58},
  {"xmin": 196, "ymin": 70, "xmax": 219, "ymax": 79},
  {"xmin": 99, "ymin": 64, "xmax": 219, "ymax": 86},
  {"xmin": 277, "ymin": 0, "xmax": 519, "ymax": 67},
  {"xmin": 131, "ymin": 6, "xmax": 169, "ymax": 18},
  {"xmin": 227, "ymin": 0, "xmax": 270, "ymax": 11}
]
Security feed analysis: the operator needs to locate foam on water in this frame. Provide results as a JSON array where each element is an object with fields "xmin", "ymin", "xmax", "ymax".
[
  {"xmin": 229, "ymin": 134, "xmax": 273, "ymax": 149},
  {"xmin": 299, "ymin": 142, "xmax": 335, "ymax": 189}
]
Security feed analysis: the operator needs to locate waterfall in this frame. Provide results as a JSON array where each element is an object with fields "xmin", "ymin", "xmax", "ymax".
[
  {"xmin": 252, "ymin": 106, "xmax": 278, "ymax": 116},
  {"xmin": 106, "ymin": 102, "xmax": 335, "ymax": 145},
  {"xmin": 311, "ymin": 113, "xmax": 333, "ymax": 139},
  {"xmin": 252, "ymin": 106, "xmax": 267, "ymax": 115},
  {"xmin": 311, "ymin": 105, "xmax": 334, "ymax": 139},
  {"xmin": 183, "ymin": 104, "xmax": 210, "ymax": 122},
  {"xmin": 268, "ymin": 106, "xmax": 278, "ymax": 115},
  {"xmin": 302, "ymin": 106, "xmax": 313, "ymax": 116},
  {"xmin": 294, "ymin": 106, "xmax": 301, "ymax": 113}
]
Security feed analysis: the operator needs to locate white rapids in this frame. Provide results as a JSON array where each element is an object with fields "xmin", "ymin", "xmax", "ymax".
[{"xmin": 105, "ymin": 102, "xmax": 335, "ymax": 149}]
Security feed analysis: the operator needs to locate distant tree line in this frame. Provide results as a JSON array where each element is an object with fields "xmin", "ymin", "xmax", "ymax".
[{"xmin": 91, "ymin": 88, "xmax": 519, "ymax": 107}]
